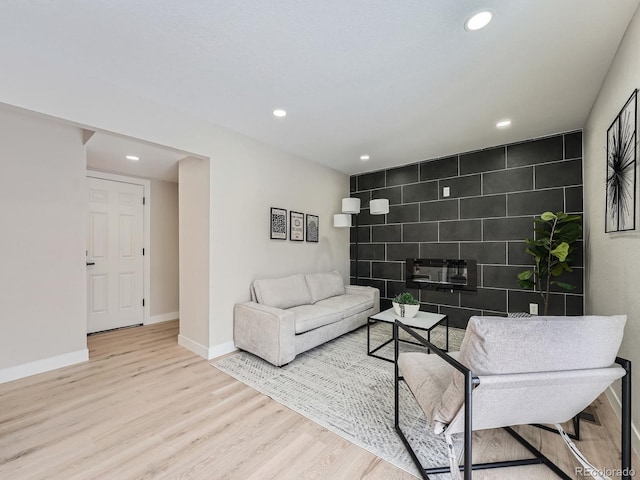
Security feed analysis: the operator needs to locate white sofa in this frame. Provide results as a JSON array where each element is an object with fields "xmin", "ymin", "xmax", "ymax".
[{"xmin": 233, "ymin": 271, "xmax": 380, "ymax": 366}]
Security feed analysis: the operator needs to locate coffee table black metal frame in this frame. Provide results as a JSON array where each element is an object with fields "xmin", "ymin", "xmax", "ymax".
[{"xmin": 367, "ymin": 308, "xmax": 448, "ymax": 363}]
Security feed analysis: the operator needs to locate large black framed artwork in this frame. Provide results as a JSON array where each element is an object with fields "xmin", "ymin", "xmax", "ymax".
[
  {"xmin": 606, "ymin": 89, "xmax": 637, "ymax": 233},
  {"xmin": 306, "ymin": 214, "xmax": 319, "ymax": 243},
  {"xmin": 290, "ymin": 211, "xmax": 304, "ymax": 241},
  {"xmin": 270, "ymin": 207, "xmax": 287, "ymax": 240}
]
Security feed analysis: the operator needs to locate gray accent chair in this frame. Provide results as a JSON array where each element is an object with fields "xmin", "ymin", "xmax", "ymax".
[
  {"xmin": 234, "ymin": 271, "xmax": 380, "ymax": 366},
  {"xmin": 395, "ymin": 315, "xmax": 632, "ymax": 480}
]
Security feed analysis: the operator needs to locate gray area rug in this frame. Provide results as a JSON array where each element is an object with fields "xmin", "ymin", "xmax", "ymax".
[{"xmin": 213, "ymin": 322, "xmax": 466, "ymax": 478}]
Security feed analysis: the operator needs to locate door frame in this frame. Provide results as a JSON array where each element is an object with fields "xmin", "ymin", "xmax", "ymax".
[{"xmin": 86, "ymin": 170, "xmax": 151, "ymax": 325}]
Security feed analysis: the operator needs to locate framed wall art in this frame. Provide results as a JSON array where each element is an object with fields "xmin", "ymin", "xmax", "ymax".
[
  {"xmin": 290, "ymin": 211, "xmax": 304, "ymax": 241},
  {"xmin": 606, "ymin": 89, "xmax": 637, "ymax": 233},
  {"xmin": 270, "ymin": 207, "xmax": 287, "ymax": 240},
  {"xmin": 306, "ymin": 214, "xmax": 319, "ymax": 243}
]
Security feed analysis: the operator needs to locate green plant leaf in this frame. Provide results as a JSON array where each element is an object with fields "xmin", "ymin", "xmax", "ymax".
[
  {"xmin": 518, "ymin": 279, "xmax": 535, "ymax": 289},
  {"xmin": 517, "ymin": 270, "xmax": 533, "ymax": 280},
  {"xmin": 551, "ymin": 264, "xmax": 564, "ymax": 276},
  {"xmin": 550, "ymin": 242, "xmax": 570, "ymax": 261},
  {"xmin": 551, "ymin": 281, "xmax": 576, "ymax": 290},
  {"xmin": 540, "ymin": 211, "xmax": 557, "ymax": 221}
]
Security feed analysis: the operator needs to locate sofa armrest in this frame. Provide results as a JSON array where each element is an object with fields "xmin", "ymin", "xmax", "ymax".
[
  {"xmin": 233, "ymin": 302, "xmax": 296, "ymax": 366},
  {"xmin": 345, "ymin": 285, "xmax": 380, "ymax": 312}
]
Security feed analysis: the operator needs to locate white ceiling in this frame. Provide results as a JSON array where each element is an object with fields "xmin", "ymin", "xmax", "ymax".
[
  {"xmin": 85, "ymin": 131, "xmax": 189, "ymax": 183},
  {"xmin": 1, "ymin": 0, "xmax": 639, "ymax": 175}
]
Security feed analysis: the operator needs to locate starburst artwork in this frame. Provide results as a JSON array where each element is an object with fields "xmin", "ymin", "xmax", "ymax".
[{"xmin": 606, "ymin": 89, "xmax": 637, "ymax": 232}]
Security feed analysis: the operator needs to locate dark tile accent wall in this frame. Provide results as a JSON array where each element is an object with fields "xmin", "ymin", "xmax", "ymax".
[{"xmin": 350, "ymin": 131, "xmax": 584, "ymax": 328}]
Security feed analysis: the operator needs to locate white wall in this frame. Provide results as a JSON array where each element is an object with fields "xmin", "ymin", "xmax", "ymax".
[
  {"xmin": 0, "ymin": 107, "xmax": 87, "ymax": 381},
  {"xmin": 0, "ymin": 63, "xmax": 350, "ymax": 364},
  {"xmin": 178, "ymin": 157, "xmax": 210, "ymax": 357},
  {"xmin": 150, "ymin": 178, "xmax": 179, "ymax": 320},
  {"xmin": 583, "ymin": 4, "xmax": 640, "ymax": 448}
]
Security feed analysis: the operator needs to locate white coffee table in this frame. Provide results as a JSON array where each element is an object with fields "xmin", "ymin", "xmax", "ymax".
[{"xmin": 367, "ymin": 308, "xmax": 448, "ymax": 362}]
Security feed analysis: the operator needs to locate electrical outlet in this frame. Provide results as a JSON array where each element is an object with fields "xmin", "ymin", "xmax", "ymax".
[
  {"xmin": 529, "ymin": 303, "xmax": 538, "ymax": 315},
  {"xmin": 443, "ymin": 186, "xmax": 450, "ymax": 197}
]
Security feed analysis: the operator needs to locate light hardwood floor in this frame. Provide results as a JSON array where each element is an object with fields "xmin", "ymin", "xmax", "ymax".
[{"xmin": 0, "ymin": 320, "xmax": 635, "ymax": 479}]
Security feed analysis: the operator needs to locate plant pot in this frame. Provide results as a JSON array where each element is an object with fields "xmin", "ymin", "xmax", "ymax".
[{"xmin": 392, "ymin": 302, "xmax": 420, "ymax": 319}]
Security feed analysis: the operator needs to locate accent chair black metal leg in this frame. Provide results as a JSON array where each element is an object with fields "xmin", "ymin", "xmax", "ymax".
[
  {"xmin": 617, "ymin": 357, "xmax": 632, "ymax": 480},
  {"xmin": 394, "ymin": 322, "xmax": 400, "ymax": 429},
  {"xmin": 464, "ymin": 371, "xmax": 473, "ymax": 480}
]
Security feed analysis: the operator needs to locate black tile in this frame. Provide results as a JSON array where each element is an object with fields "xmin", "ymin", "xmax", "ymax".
[
  {"xmin": 387, "ymin": 243, "xmax": 420, "ymax": 261},
  {"xmin": 420, "ymin": 289, "xmax": 460, "ymax": 307},
  {"xmin": 535, "ymin": 159, "xmax": 582, "ymax": 188},
  {"xmin": 420, "ymin": 199, "xmax": 459, "ymax": 221},
  {"xmin": 508, "ymin": 290, "xmax": 565, "ymax": 316},
  {"xmin": 507, "ymin": 189, "xmax": 564, "ymax": 216},
  {"xmin": 355, "ymin": 278, "xmax": 385, "ymax": 296},
  {"xmin": 460, "ymin": 242, "xmax": 506, "ymax": 264},
  {"xmin": 349, "ymin": 191, "xmax": 370, "ymax": 204},
  {"xmin": 387, "ymin": 164, "xmax": 419, "ymax": 186},
  {"xmin": 460, "ymin": 288, "xmax": 507, "ymax": 312},
  {"xmin": 355, "ymin": 243, "xmax": 385, "ymax": 260},
  {"xmin": 439, "ymin": 175, "xmax": 481, "ymax": 199},
  {"xmin": 440, "ymin": 220, "xmax": 482, "ymax": 241},
  {"xmin": 420, "ymin": 242, "xmax": 459, "ymax": 259},
  {"xmin": 460, "ymin": 194, "xmax": 506, "ymax": 219},
  {"xmin": 569, "ymin": 241, "xmax": 583, "ymax": 267},
  {"xmin": 483, "ymin": 167, "xmax": 534, "ymax": 194},
  {"xmin": 403, "ymin": 181, "xmax": 439, "ymax": 203},
  {"xmin": 507, "ymin": 242, "xmax": 534, "ymax": 266},
  {"xmin": 372, "ymin": 186, "xmax": 402, "ymax": 205},
  {"xmin": 350, "ymin": 260, "xmax": 371, "ymax": 278},
  {"xmin": 419, "ymin": 303, "xmax": 440, "ymax": 314},
  {"xmin": 357, "ymin": 170, "xmax": 385, "ymax": 190},
  {"xmin": 565, "ymin": 186, "xmax": 583, "ymax": 213},
  {"xmin": 371, "ymin": 225, "xmax": 401, "ymax": 243},
  {"xmin": 440, "ymin": 306, "xmax": 480, "ymax": 329},
  {"xmin": 350, "ymin": 226, "xmax": 370, "ymax": 243},
  {"xmin": 420, "ymin": 156, "xmax": 458, "ymax": 181},
  {"xmin": 357, "ymin": 208, "xmax": 386, "ymax": 226},
  {"xmin": 403, "ymin": 222, "xmax": 439, "ymax": 242},
  {"xmin": 350, "ymin": 176, "xmax": 356, "ymax": 193},
  {"xmin": 372, "ymin": 261, "xmax": 403, "ymax": 280},
  {"xmin": 564, "ymin": 131, "xmax": 582, "ymax": 159},
  {"xmin": 482, "ymin": 265, "xmax": 525, "ymax": 289},
  {"xmin": 387, "ymin": 204, "xmax": 420, "ymax": 224},
  {"xmin": 507, "ymin": 135, "xmax": 564, "ymax": 168},
  {"xmin": 386, "ymin": 281, "xmax": 419, "ymax": 301},
  {"xmin": 484, "ymin": 217, "xmax": 534, "ymax": 241},
  {"xmin": 460, "ymin": 147, "xmax": 506, "ymax": 175},
  {"xmin": 550, "ymin": 267, "xmax": 583, "ymax": 295},
  {"xmin": 380, "ymin": 298, "xmax": 393, "ymax": 311},
  {"xmin": 566, "ymin": 295, "xmax": 584, "ymax": 315}
]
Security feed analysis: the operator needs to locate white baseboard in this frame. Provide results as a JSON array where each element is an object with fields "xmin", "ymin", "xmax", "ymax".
[
  {"xmin": 146, "ymin": 311, "xmax": 179, "ymax": 325},
  {"xmin": 0, "ymin": 349, "xmax": 89, "ymax": 385},
  {"xmin": 177, "ymin": 335, "xmax": 237, "ymax": 360},
  {"xmin": 605, "ymin": 385, "xmax": 640, "ymax": 455},
  {"xmin": 208, "ymin": 341, "xmax": 237, "ymax": 360},
  {"xmin": 178, "ymin": 334, "xmax": 209, "ymax": 359}
]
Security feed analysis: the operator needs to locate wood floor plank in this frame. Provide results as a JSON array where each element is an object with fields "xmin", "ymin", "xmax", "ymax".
[{"xmin": 0, "ymin": 320, "xmax": 635, "ymax": 479}]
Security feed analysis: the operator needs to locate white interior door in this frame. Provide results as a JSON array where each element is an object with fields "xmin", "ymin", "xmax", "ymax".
[{"xmin": 87, "ymin": 177, "xmax": 144, "ymax": 333}]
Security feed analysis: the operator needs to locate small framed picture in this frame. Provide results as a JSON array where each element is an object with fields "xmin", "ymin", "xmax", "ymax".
[
  {"xmin": 270, "ymin": 207, "xmax": 287, "ymax": 240},
  {"xmin": 290, "ymin": 211, "xmax": 304, "ymax": 241},
  {"xmin": 306, "ymin": 214, "xmax": 319, "ymax": 243}
]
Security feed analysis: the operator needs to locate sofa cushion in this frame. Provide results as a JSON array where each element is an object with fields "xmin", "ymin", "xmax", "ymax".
[
  {"xmin": 288, "ymin": 304, "xmax": 343, "ymax": 334},
  {"xmin": 314, "ymin": 294, "xmax": 373, "ymax": 319},
  {"xmin": 305, "ymin": 271, "xmax": 345, "ymax": 304},
  {"xmin": 434, "ymin": 315, "xmax": 627, "ymax": 426},
  {"xmin": 252, "ymin": 274, "xmax": 312, "ymax": 309}
]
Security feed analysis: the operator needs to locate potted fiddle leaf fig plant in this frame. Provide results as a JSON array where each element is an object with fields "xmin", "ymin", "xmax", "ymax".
[
  {"xmin": 517, "ymin": 211, "xmax": 582, "ymax": 315},
  {"xmin": 392, "ymin": 292, "xmax": 420, "ymax": 319}
]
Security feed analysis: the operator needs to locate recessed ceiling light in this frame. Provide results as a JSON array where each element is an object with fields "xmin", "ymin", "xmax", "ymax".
[
  {"xmin": 496, "ymin": 119, "xmax": 512, "ymax": 128},
  {"xmin": 360, "ymin": 155, "xmax": 370, "ymax": 161},
  {"xmin": 273, "ymin": 109, "xmax": 287, "ymax": 118},
  {"xmin": 126, "ymin": 155, "xmax": 140, "ymax": 161},
  {"xmin": 465, "ymin": 11, "xmax": 493, "ymax": 31}
]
